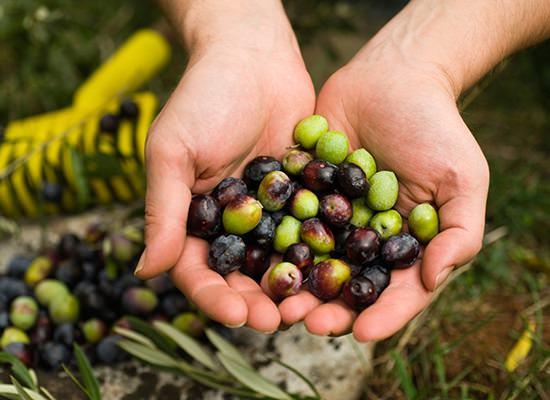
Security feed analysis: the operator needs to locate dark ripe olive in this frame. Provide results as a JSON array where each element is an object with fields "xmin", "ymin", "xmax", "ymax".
[
  {"xmin": 307, "ymin": 259, "xmax": 351, "ymax": 301},
  {"xmin": 119, "ymin": 100, "xmax": 140, "ymax": 119},
  {"xmin": 381, "ymin": 233, "xmax": 420, "ymax": 269},
  {"xmin": 361, "ymin": 264, "xmax": 391, "ymax": 295},
  {"xmin": 301, "ymin": 159, "xmax": 337, "ymax": 192},
  {"xmin": 332, "ymin": 224, "xmax": 355, "ymax": 257},
  {"xmin": 345, "ymin": 228, "xmax": 381, "ymax": 265},
  {"xmin": 248, "ymin": 212, "xmax": 276, "ymax": 248},
  {"xmin": 342, "ymin": 276, "xmax": 378, "ymax": 310},
  {"xmin": 242, "ymin": 244, "xmax": 271, "ymax": 282},
  {"xmin": 39, "ymin": 341, "xmax": 71, "ymax": 370},
  {"xmin": 336, "ymin": 162, "xmax": 369, "ymax": 198},
  {"xmin": 208, "ymin": 234, "xmax": 246, "ymax": 275},
  {"xmin": 319, "ymin": 193, "xmax": 353, "ymax": 227},
  {"xmin": 99, "ymin": 113, "xmax": 120, "ymax": 133},
  {"xmin": 187, "ymin": 194, "xmax": 222, "ymax": 239},
  {"xmin": 283, "ymin": 243, "xmax": 314, "ymax": 270},
  {"xmin": 243, "ymin": 156, "xmax": 282, "ymax": 188},
  {"xmin": 57, "ymin": 233, "xmax": 81, "ymax": 259},
  {"xmin": 212, "ymin": 177, "xmax": 248, "ymax": 207}
]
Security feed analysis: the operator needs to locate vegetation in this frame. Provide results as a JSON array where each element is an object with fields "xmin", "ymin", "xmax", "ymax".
[{"xmin": 1, "ymin": 0, "xmax": 548, "ymax": 398}]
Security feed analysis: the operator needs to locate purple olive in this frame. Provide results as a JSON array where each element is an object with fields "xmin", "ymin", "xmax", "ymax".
[
  {"xmin": 300, "ymin": 218, "xmax": 335, "ymax": 254},
  {"xmin": 301, "ymin": 159, "xmax": 337, "ymax": 192},
  {"xmin": 342, "ymin": 276, "xmax": 377, "ymax": 310},
  {"xmin": 336, "ymin": 162, "xmax": 369, "ymax": 198},
  {"xmin": 307, "ymin": 259, "xmax": 351, "ymax": 300},
  {"xmin": 242, "ymin": 244, "xmax": 271, "ymax": 281},
  {"xmin": 212, "ymin": 177, "xmax": 248, "ymax": 207},
  {"xmin": 243, "ymin": 156, "xmax": 282, "ymax": 188},
  {"xmin": 283, "ymin": 243, "xmax": 314, "ymax": 271},
  {"xmin": 345, "ymin": 228, "xmax": 381, "ymax": 265},
  {"xmin": 381, "ymin": 233, "xmax": 420, "ymax": 269},
  {"xmin": 187, "ymin": 194, "xmax": 222, "ymax": 239},
  {"xmin": 268, "ymin": 262, "xmax": 303, "ymax": 299},
  {"xmin": 319, "ymin": 193, "xmax": 353, "ymax": 227}
]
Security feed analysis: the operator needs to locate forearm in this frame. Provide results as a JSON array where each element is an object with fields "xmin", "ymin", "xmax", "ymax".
[
  {"xmin": 157, "ymin": 0, "xmax": 298, "ymax": 55},
  {"xmin": 356, "ymin": 0, "xmax": 550, "ymax": 96}
]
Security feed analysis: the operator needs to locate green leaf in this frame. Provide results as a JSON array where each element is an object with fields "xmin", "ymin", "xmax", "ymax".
[
  {"xmin": 153, "ymin": 321, "xmax": 218, "ymax": 371},
  {"xmin": 118, "ymin": 340, "xmax": 179, "ymax": 368},
  {"xmin": 217, "ymin": 353, "xmax": 292, "ymax": 400},
  {"xmin": 62, "ymin": 365, "xmax": 90, "ymax": 398},
  {"xmin": 73, "ymin": 344, "xmax": 101, "ymax": 400},
  {"xmin": 391, "ymin": 350, "xmax": 418, "ymax": 400},
  {"xmin": 40, "ymin": 387, "xmax": 57, "ymax": 400},
  {"xmin": 113, "ymin": 327, "xmax": 156, "ymax": 349},
  {"xmin": 126, "ymin": 317, "xmax": 178, "ymax": 357},
  {"xmin": 270, "ymin": 359, "xmax": 321, "ymax": 399},
  {"xmin": 0, "ymin": 384, "xmax": 47, "ymax": 400},
  {"xmin": 205, "ymin": 329, "xmax": 251, "ymax": 369},
  {"xmin": 10, "ymin": 376, "xmax": 34, "ymax": 400},
  {"xmin": 0, "ymin": 352, "xmax": 38, "ymax": 390}
]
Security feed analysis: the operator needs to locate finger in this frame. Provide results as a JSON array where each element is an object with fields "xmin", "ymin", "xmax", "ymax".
[
  {"xmin": 421, "ymin": 193, "xmax": 486, "ymax": 291},
  {"xmin": 260, "ymin": 262, "xmax": 321, "ymax": 326},
  {"xmin": 170, "ymin": 236, "xmax": 248, "ymax": 327},
  {"xmin": 226, "ymin": 272, "xmax": 281, "ymax": 333},
  {"xmin": 135, "ymin": 128, "xmax": 195, "ymax": 279},
  {"xmin": 353, "ymin": 264, "xmax": 432, "ymax": 342},
  {"xmin": 304, "ymin": 299, "xmax": 356, "ymax": 337},
  {"xmin": 277, "ymin": 291, "xmax": 322, "ymax": 325}
]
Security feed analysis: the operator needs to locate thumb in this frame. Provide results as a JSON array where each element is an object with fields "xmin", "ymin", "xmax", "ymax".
[
  {"xmin": 135, "ymin": 132, "xmax": 195, "ymax": 279},
  {"xmin": 421, "ymin": 192, "xmax": 487, "ymax": 291}
]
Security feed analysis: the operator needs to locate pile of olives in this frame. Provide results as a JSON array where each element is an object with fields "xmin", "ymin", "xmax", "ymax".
[
  {"xmin": 0, "ymin": 224, "xmax": 204, "ymax": 369},
  {"xmin": 187, "ymin": 115, "xmax": 439, "ymax": 309}
]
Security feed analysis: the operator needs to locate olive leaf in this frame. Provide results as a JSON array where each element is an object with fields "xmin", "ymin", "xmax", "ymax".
[
  {"xmin": 126, "ymin": 317, "xmax": 178, "ymax": 357},
  {"xmin": 10, "ymin": 376, "xmax": 34, "ymax": 400},
  {"xmin": 0, "ymin": 352, "xmax": 37, "ymax": 390},
  {"xmin": 117, "ymin": 340, "xmax": 179, "ymax": 368},
  {"xmin": 113, "ymin": 326, "xmax": 156, "ymax": 348},
  {"xmin": 205, "ymin": 328, "xmax": 252, "ymax": 369},
  {"xmin": 73, "ymin": 344, "xmax": 101, "ymax": 400},
  {"xmin": 217, "ymin": 353, "xmax": 293, "ymax": 400},
  {"xmin": 153, "ymin": 321, "xmax": 218, "ymax": 371}
]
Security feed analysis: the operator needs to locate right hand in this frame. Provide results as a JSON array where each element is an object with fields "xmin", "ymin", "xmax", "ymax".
[{"xmin": 135, "ymin": 26, "xmax": 315, "ymax": 332}]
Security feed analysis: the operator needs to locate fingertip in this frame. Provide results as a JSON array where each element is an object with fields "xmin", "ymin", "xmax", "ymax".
[
  {"xmin": 278, "ymin": 291, "xmax": 321, "ymax": 325},
  {"xmin": 304, "ymin": 301, "xmax": 355, "ymax": 337},
  {"xmin": 193, "ymin": 284, "xmax": 248, "ymax": 327}
]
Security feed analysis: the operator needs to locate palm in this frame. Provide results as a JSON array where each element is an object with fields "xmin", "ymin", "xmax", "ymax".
[
  {"xmin": 141, "ymin": 49, "xmax": 315, "ymax": 332},
  {"xmin": 277, "ymin": 65, "xmax": 489, "ymax": 340}
]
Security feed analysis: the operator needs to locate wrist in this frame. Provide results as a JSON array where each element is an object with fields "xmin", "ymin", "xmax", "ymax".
[
  {"xmin": 168, "ymin": 0, "xmax": 299, "ymax": 59},
  {"xmin": 351, "ymin": 0, "xmax": 550, "ymax": 97}
]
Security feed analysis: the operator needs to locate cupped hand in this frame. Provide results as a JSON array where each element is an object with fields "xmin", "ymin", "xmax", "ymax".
[
  {"xmin": 278, "ymin": 51, "xmax": 489, "ymax": 341},
  {"xmin": 136, "ymin": 40, "xmax": 315, "ymax": 332}
]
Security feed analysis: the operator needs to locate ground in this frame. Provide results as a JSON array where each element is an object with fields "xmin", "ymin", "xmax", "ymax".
[{"xmin": 0, "ymin": 1, "xmax": 548, "ymax": 399}]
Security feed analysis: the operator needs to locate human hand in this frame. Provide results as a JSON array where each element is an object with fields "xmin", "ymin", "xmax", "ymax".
[
  {"xmin": 277, "ymin": 10, "xmax": 493, "ymax": 341},
  {"xmin": 135, "ymin": 1, "xmax": 315, "ymax": 332}
]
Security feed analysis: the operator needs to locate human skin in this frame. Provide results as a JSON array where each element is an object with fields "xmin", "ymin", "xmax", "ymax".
[
  {"xmin": 134, "ymin": 0, "xmax": 315, "ymax": 332},
  {"xmin": 275, "ymin": 0, "xmax": 550, "ymax": 341}
]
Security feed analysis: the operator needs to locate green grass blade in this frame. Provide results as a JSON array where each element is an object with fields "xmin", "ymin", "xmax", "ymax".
[
  {"xmin": 153, "ymin": 321, "xmax": 218, "ymax": 371},
  {"xmin": 270, "ymin": 359, "xmax": 321, "ymax": 399},
  {"xmin": 62, "ymin": 365, "xmax": 90, "ymax": 398},
  {"xmin": 205, "ymin": 329, "xmax": 251, "ymax": 368},
  {"xmin": 118, "ymin": 340, "xmax": 178, "ymax": 368},
  {"xmin": 39, "ymin": 387, "xmax": 57, "ymax": 400},
  {"xmin": 433, "ymin": 347, "xmax": 447, "ymax": 397},
  {"xmin": 391, "ymin": 350, "xmax": 418, "ymax": 400},
  {"xmin": 217, "ymin": 353, "xmax": 292, "ymax": 400},
  {"xmin": 73, "ymin": 344, "xmax": 101, "ymax": 400},
  {"xmin": 10, "ymin": 376, "xmax": 36, "ymax": 400},
  {"xmin": 0, "ymin": 352, "xmax": 38, "ymax": 390}
]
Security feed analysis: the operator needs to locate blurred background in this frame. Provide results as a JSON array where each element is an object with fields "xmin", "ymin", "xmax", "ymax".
[{"xmin": 1, "ymin": 0, "xmax": 548, "ymax": 398}]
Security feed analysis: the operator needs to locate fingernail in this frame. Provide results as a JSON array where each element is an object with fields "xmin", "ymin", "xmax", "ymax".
[
  {"xmin": 262, "ymin": 329, "xmax": 277, "ymax": 335},
  {"xmin": 224, "ymin": 321, "xmax": 246, "ymax": 329},
  {"xmin": 434, "ymin": 266, "xmax": 453, "ymax": 289},
  {"xmin": 134, "ymin": 251, "xmax": 146, "ymax": 275}
]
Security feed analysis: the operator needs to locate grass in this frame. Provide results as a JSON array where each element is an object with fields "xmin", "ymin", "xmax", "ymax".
[{"xmin": 1, "ymin": 1, "xmax": 548, "ymax": 399}]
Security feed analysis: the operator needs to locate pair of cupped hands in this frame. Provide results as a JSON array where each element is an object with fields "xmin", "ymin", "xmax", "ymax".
[{"xmin": 135, "ymin": 21, "xmax": 489, "ymax": 341}]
